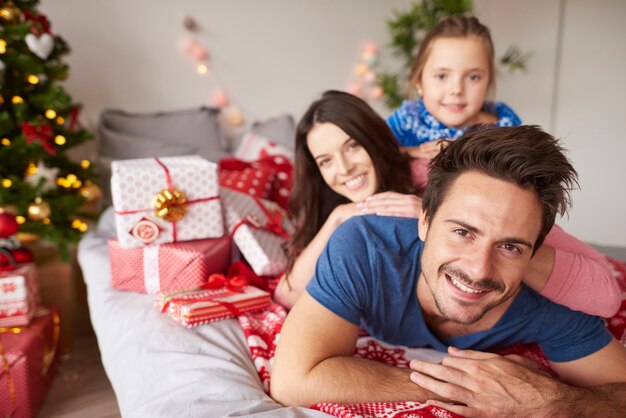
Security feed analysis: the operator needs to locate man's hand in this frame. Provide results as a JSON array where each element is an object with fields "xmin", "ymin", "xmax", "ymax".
[{"xmin": 409, "ymin": 347, "xmax": 563, "ymax": 418}]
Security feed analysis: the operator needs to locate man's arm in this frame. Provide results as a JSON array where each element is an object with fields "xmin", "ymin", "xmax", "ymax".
[
  {"xmin": 271, "ymin": 292, "xmax": 445, "ymax": 406},
  {"xmin": 409, "ymin": 340, "xmax": 626, "ymax": 418}
]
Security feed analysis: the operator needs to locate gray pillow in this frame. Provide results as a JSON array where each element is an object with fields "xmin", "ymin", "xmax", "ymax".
[{"xmin": 98, "ymin": 107, "xmax": 229, "ymax": 205}]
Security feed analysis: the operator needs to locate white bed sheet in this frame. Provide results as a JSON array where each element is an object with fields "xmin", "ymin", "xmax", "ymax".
[{"xmin": 78, "ymin": 208, "xmax": 328, "ymax": 417}]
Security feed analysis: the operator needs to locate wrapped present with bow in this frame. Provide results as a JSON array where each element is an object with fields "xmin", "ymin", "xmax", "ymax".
[
  {"xmin": 108, "ymin": 236, "xmax": 232, "ymax": 294},
  {"xmin": 0, "ymin": 307, "xmax": 60, "ymax": 417},
  {"xmin": 220, "ymin": 188, "xmax": 293, "ymax": 276},
  {"xmin": 155, "ymin": 273, "xmax": 271, "ymax": 328},
  {"xmin": 111, "ymin": 156, "xmax": 224, "ymax": 249},
  {"xmin": 0, "ymin": 247, "xmax": 40, "ymax": 328}
]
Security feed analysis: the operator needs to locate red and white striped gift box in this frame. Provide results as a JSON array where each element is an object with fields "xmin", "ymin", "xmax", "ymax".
[{"xmin": 156, "ymin": 285, "xmax": 271, "ymax": 328}]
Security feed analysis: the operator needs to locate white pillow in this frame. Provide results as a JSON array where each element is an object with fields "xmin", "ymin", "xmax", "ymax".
[{"xmin": 234, "ymin": 132, "xmax": 294, "ymax": 162}]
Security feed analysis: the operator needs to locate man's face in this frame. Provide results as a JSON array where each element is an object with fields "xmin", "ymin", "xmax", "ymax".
[{"xmin": 418, "ymin": 170, "xmax": 543, "ymax": 325}]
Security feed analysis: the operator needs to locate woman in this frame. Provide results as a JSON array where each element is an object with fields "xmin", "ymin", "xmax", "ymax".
[{"xmin": 275, "ymin": 90, "xmax": 422, "ymax": 308}]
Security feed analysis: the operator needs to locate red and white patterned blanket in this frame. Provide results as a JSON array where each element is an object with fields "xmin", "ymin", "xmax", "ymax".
[{"xmin": 237, "ymin": 257, "xmax": 626, "ymax": 418}]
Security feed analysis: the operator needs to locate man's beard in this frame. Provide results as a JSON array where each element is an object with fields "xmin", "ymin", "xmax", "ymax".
[{"xmin": 425, "ymin": 262, "xmax": 510, "ymax": 325}]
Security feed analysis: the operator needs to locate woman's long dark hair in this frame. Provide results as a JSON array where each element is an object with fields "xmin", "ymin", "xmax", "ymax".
[{"xmin": 285, "ymin": 90, "xmax": 415, "ymax": 273}]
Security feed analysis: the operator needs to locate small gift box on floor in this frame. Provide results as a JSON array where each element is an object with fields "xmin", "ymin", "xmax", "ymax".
[
  {"xmin": 0, "ymin": 307, "xmax": 60, "ymax": 418},
  {"xmin": 111, "ymin": 156, "xmax": 224, "ymax": 248},
  {"xmin": 156, "ymin": 274, "xmax": 271, "ymax": 328},
  {"xmin": 220, "ymin": 188, "xmax": 293, "ymax": 276},
  {"xmin": 108, "ymin": 236, "xmax": 232, "ymax": 294},
  {"xmin": 0, "ymin": 262, "xmax": 40, "ymax": 328}
]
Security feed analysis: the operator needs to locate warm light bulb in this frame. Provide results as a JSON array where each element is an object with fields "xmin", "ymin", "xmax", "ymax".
[
  {"xmin": 197, "ymin": 63, "xmax": 208, "ymax": 74},
  {"xmin": 27, "ymin": 74, "xmax": 39, "ymax": 85},
  {"xmin": 79, "ymin": 223, "xmax": 88, "ymax": 232},
  {"xmin": 1, "ymin": 138, "xmax": 10, "ymax": 146},
  {"xmin": 1, "ymin": 179, "xmax": 12, "ymax": 188},
  {"xmin": 11, "ymin": 96, "xmax": 23, "ymax": 104},
  {"xmin": 71, "ymin": 219, "xmax": 81, "ymax": 228},
  {"xmin": 73, "ymin": 180, "xmax": 82, "ymax": 188},
  {"xmin": 54, "ymin": 135, "xmax": 66, "ymax": 145},
  {"xmin": 66, "ymin": 173, "xmax": 77, "ymax": 183},
  {"xmin": 43, "ymin": 218, "xmax": 51, "ymax": 224},
  {"xmin": 25, "ymin": 162, "xmax": 37, "ymax": 175},
  {"xmin": 80, "ymin": 160, "xmax": 91, "ymax": 169},
  {"xmin": 56, "ymin": 116, "xmax": 65, "ymax": 124},
  {"xmin": 0, "ymin": 39, "xmax": 5, "ymax": 54},
  {"xmin": 15, "ymin": 216, "xmax": 25, "ymax": 224},
  {"xmin": 45, "ymin": 109, "xmax": 57, "ymax": 119}
]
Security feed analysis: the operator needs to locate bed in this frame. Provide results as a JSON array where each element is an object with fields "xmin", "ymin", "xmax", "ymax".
[
  {"xmin": 78, "ymin": 207, "xmax": 330, "ymax": 417},
  {"xmin": 79, "ymin": 107, "xmax": 626, "ymax": 417}
]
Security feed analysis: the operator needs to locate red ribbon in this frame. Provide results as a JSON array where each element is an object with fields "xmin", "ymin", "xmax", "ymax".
[
  {"xmin": 22, "ymin": 122, "xmax": 55, "ymax": 156},
  {"xmin": 23, "ymin": 12, "xmax": 51, "ymax": 35},
  {"xmin": 115, "ymin": 158, "xmax": 218, "ymax": 242},
  {"xmin": 200, "ymin": 273, "xmax": 248, "ymax": 293},
  {"xmin": 160, "ymin": 273, "xmax": 249, "ymax": 317},
  {"xmin": 230, "ymin": 196, "xmax": 290, "ymax": 239}
]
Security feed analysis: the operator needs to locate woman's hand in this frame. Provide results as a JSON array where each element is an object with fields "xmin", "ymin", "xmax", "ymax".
[
  {"xmin": 402, "ymin": 139, "xmax": 449, "ymax": 159},
  {"xmin": 356, "ymin": 191, "xmax": 422, "ymax": 218},
  {"xmin": 329, "ymin": 202, "xmax": 363, "ymax": 226}
]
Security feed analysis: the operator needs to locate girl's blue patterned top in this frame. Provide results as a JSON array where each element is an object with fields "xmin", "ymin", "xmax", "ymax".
[{"xmin": 386, "ymin": 99, "xmax": 522, "ymax": 146}]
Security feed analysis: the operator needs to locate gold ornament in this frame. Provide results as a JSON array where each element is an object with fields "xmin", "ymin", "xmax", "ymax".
[
  {"xmin": 27, "ymin": 197, "xmax": 51, "ymax": 221},
  {"xmin": 0, "ymin": 2, "xmax": 23, "ymax": 24},
  {"xmin": 152, "ymin": 188, "xmax": 188, "ymax": 222},
  {"xmin": 79, "ymin": 181, "xmax": 102, "ymax": 202},
  {"xmin": 15, "ymin": 232, "xmax": 39, "ymax": 244}
]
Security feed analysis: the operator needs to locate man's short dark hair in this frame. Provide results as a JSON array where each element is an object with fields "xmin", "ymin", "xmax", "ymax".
[{"xmin": 423, "ymin": 125, "xmax": 578, "ymax": 250}]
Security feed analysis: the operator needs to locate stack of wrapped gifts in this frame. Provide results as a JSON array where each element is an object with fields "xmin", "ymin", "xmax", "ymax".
[
  {"xmin": 109, "ymin": 155, "xmax": 293, "ymax": 326},
  {"xmin": 0, "ymin": 222, "xmax": 60, "ymax": 417}
]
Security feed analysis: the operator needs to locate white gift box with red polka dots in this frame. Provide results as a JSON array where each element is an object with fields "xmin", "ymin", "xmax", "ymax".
[
  {"xmin": 111, "ymin": 156, "xmax": 224, "ymax": 249},
  {"xmin": 0, "ymin": 263, "xmax": 41, "ymax": 327},
  {"xmin": 220, "ymin": 188, "xmax": 294, "ymax": 276}
]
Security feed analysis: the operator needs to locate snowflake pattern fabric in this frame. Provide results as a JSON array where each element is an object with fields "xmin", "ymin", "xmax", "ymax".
[
  {"xmin": 386, "ymin": 99, "xmax": 522, "ymax": 147},
  {"xmin": 238, "ymin": 257, "xmax": 626, "ymax": 418}
]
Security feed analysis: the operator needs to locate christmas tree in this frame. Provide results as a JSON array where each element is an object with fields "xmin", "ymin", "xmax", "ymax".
[{"xmin": 0, "ymin": 0, "xmax": 100, "ymax": 261}]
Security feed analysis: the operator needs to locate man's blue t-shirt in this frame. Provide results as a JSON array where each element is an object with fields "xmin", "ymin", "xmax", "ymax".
[{"xmin": 306, "ymin": 216, "xmax": 612, "ymax": 363}]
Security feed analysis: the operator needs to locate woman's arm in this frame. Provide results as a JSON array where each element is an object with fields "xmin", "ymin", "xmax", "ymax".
[
  {"xmin": 523, "ymin": 224, "xmax": 621, "ymax": 317},
  {"xmin": 274, "ymin": 192, "xmax": 423, "ymax": 309},
  {"xmin": 274, "ymin": 203, "xmax": 361, "ymax": 309}
]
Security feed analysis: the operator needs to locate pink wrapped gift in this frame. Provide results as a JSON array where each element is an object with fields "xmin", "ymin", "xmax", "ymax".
[
  {"xmin": 156, "ymin": 282, "xmax": 271, "ymax": 328},
  {"xmin": 0, "ymin": 307, "xmax": 59, "ymax": 418},
  {"xmin": 0, "ymin": 263, "xmax": 40, "ymax": 327},
  {"xmin": 109, "ymin": 236, "xmax": 232, "ymax": 294},
  {"xmin": 111, "ymin": 156, "xmax": 224, "ymax": 248},
  {"xmin": 220, "ymin": 188, "xmax": 294, "ymax": 276}
]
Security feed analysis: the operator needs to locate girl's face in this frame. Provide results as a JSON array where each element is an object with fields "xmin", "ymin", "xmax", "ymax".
[
  {"xmin": 418, "ymin": 37, "xmax": 492, "ymax": 129},
  {"xmin": 306, "ymin": 122, "xmax": 378, "ymax": 203}
]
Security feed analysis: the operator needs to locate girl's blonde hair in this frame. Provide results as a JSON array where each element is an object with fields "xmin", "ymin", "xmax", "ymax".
[{"xmin": 408, "ymin": 16, "xmax": 496, "ymax": 99}]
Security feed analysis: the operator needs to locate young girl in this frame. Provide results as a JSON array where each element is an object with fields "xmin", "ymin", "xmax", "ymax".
[
  {"xmin": 273, "ymin": 91, "xmax": 620, "ymax": 319},
  {"xmin": 387, "ymin": 16, "xmax": 520, "ymax": 160}
]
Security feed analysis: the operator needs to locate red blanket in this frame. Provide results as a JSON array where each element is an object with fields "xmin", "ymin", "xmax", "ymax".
[{"xmin": 238, "ymin": 257, "xmax": 626, "ymax": 417}]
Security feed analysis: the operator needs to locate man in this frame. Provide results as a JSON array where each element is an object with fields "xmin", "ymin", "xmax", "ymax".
[{"xmin": 271, "ymin": 126, "xmax": 626, "ymax": 416}]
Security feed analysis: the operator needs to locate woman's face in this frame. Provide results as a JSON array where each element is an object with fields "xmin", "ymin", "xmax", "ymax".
[{"xmin": 306, "ymin": 122, "xmax": 378, "ymax": 202}]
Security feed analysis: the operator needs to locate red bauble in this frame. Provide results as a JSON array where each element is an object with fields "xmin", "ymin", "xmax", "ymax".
[
  {"xmin": 0, "ymin": 213, "xmax": 19, "ymax": 238},
  {"xmin": 11, "ymin": 247, "xmax": 34, "ymax": 264}
]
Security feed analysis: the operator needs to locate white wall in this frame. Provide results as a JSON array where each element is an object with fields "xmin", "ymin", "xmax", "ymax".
[{"xmin": 40, "ymin": 0, "xmax": 626, "ymax": 247}]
